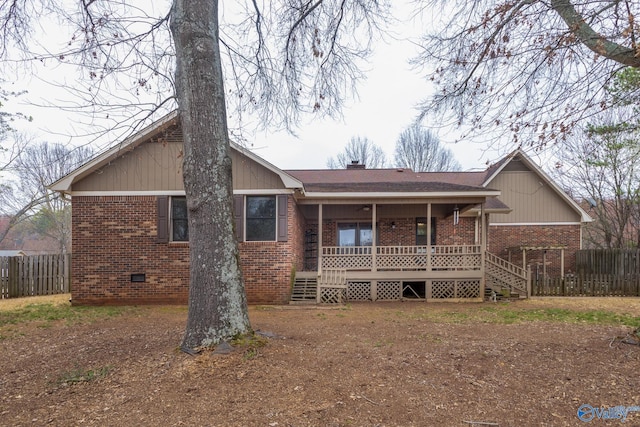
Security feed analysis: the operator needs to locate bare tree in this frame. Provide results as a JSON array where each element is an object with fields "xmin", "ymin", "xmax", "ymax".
[
  {"xmin": 0, "ymin": 1, "xmax": 391, "ymax": 349},
  {"xmin": 0, "ymin": 139, "xmax": 93, "ymax": 253},
  {"xmin": 415, "ymin": 1, "xmax": 640, "ymax": 147},
  {"xmin": 555, "ymin": 113, "xmax": 640, "ymax": 249},
  {"xmin": 327, "ymin": 136, "xmax": 387, "ymax": 169},
  {"xmin": 394, "ymin": 124, "xmax": 461, "ymax": 171}
]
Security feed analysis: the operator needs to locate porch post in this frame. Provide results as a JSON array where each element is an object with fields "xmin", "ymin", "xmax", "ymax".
[
  {"xmin": 317, "ymin": 204, "xmax": 323, "ymax": 304},
  {"xmin": 426, "ymin": 203, "xmax": 432, "ymax": 299},
  {"xmin": 372, "ymin": 203, "xmax": 377, "ymax": 272},
  {"xmin": 426, "ymin": 203, "xmax": 432, "ymax": 270},
  {"xmin": 480, "ymin": 203, "xmax": 487, "ymax": 296}
]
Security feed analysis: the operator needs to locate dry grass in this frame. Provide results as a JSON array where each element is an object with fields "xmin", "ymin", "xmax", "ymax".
[{"xmin": 0, "ymin": 293, "xmax": 71, "ymax": 311}]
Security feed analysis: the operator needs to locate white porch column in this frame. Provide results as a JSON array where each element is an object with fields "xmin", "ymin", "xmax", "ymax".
[
  {"xmin": 480, "ymin": 203, "xmax": 487, "ymax": 294},
  {"xmin": 426, "ymin": 202, "xmax": 433, "ymax": 299},
  {"xmin": 372, "ymin": 203, "xmax": 377, "ymax": 272},
  {"xmin": 317, "ymin": 204, "xmax": 323, "ymax": 303},
  {"xmin": 426, "ymin": 203, "xmax": 432, "ymax": 270},
  {"xmin": 318, "ymin": 204, "xmax": 323, "ymax": 272}
]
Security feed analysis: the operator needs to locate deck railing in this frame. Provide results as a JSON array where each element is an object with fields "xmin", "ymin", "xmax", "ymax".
[{"xmin": 321, "ymin": 245, "xmax": 481, "ymax": 272}]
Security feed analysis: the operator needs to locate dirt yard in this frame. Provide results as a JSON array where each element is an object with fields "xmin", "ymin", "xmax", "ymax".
[{"xmin": 1, "ymin": 296, "xmax": 640, "ymax": 426}]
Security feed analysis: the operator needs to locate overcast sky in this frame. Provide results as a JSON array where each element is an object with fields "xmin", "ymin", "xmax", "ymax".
[{"xmin": 3, "ymin": 1, "xmax": 521, "ymax": 173}]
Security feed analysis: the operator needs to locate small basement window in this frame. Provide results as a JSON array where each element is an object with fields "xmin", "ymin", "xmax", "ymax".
[{"xmin": 131, "ymin": 273, "xmax": 146, "ymax": 283}]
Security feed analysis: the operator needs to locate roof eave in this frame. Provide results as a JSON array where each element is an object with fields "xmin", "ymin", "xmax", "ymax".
[
  {"xmin": 49, "ymin": 111, "xmax": 180, "ymax": 193},
  {"xmin": 230, "ymin": 142, "xmax": 303, "ymax": 189},
  {"xmin": 301, "ymin": 190, "xmax": 502, "ymax": 199}
]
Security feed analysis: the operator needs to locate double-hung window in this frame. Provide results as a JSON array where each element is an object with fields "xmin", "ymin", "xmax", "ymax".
[
  {"xmin": 245, "ymin": 196, "xmax": 276, "ymax": 241},
  {"xmin": 416, "ymin": 217, "xmax": 436, "ymax": 245},
  {"xmin": 171, "ymin": 197, "xmax": 188, "ymax": 242},
  {"xmin": 159, "ymin": 194, "xmax": 287, "ymax": 243}
]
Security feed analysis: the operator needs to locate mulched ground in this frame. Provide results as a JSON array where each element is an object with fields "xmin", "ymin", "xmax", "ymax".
[{"xmin": 1, "ymin": 296, "xmax": 639, "ymax": 426}]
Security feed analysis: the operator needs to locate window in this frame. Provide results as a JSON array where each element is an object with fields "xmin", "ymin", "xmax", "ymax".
[
  {"xmin": 338, "ymin": 222, "xmax": 373, "ymax": 246},
  {"xmin": 416, "ymin": 217, "xmax": 436, "ymax": 245},
  {"xmin": 158, "ymin": 194, "xmax": 287, "ymax": 244},
  {"xmin": 246, "ymin": 196, "xmax": 276, "ymax": 241},
  {"xmin": 171, "ymin": 197, "xmax": 189, "ymax": 242}
]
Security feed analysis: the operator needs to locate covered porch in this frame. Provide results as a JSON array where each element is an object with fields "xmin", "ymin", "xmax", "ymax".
[{"xmin": 294, "ymin": 198, "xmax": 492, "ymax": 303}]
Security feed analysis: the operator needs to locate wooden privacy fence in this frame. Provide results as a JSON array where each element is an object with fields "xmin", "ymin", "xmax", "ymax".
[
  {"xmin": 576, "ymin": 249, "xmax": 640, "ymax": 276},
  {"xmin": 0, "ymin": 254, "xmax": 71, "ymax": 299},
  {"xmin": 532, "ymin": 273, "xmax": 640, "ymax": 297}
]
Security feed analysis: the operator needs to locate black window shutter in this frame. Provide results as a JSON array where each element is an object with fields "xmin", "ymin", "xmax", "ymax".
[
  {"xmin": 157, "ymin": 196, "xmax": 169, "ymax": 243},
  {"xmin": 233, "ymin": 195, "xmax": 244, "ymax": 242},
  {"xmin": 277, "ymin": 195, "xmax": 288, "ymax": 242}
]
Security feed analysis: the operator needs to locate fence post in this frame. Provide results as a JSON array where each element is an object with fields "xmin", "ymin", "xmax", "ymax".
[{"xmin": 9, "ymin": 257, "xmax": 18, "ymax": 298}]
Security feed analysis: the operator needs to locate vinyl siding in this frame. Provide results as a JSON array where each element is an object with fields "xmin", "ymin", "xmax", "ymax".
[
  {"xmin": 73, "ymin": 139, "xmax": 286, "ymax": 192},
  {"xmin": 489, "ymin": 170, "xmax": 580, "ymax": 223}
]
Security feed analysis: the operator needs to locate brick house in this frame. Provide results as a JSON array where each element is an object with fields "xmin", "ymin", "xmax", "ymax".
[{"xmin": 50, "ymin": 112, "xmax": 591, "ymax": 305}]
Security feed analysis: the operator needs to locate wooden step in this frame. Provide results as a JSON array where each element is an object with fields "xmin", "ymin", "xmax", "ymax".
[{"xmin": 290, "ymin": 277, "xmax": 317, "ymax": 302}]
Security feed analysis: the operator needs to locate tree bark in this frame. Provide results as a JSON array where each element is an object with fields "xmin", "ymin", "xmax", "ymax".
[
  {"xmin": 551, "ymin": 0, "xmax": 640, "ymax": 68},
  {"xmin": 170, "ymin": 0, "xmax": 251, "ymax": 350}
]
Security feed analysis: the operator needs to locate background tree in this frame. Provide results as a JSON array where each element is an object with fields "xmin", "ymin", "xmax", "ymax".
[
  {"xmin": 394, "ymin": 124, "xmax": 461, "ymax": 171},
  {"xmin": 555, "ymin": 114, "xmax": 640, "ymax": 249},
  {"xmin": 416, "ymin": 1, "xmax": 640, "ymax": 146},
  {"xmin": 0, "ymin": 140, "xmax": 93, "ymax": 252},
  {"xmin": 327, "ymin": 136, "xmax": 387, "ymax": 169},
  {"xmin": 0, "ymin": 1, "xmax": 390, "ymax": 349}
]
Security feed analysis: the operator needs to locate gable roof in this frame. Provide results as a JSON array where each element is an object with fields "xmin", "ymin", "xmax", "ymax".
[
  {"xmin": 481, "ymin": 150, "xmax": 592, "ymax": 223},
  {"xmin": 49, "ymin": 111, "xmax": 303, "ymax": 193},
  {"xmin": 49, "ymin": 114, "xmax": 585, "ymax": 221}
]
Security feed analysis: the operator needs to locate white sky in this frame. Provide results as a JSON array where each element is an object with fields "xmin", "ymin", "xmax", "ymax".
[{"xmin": 3, "ymin": 1, "xmax": 524, "ymax": 173}]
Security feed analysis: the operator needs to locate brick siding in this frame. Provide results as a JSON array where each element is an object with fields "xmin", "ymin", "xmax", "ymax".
[
  {"xmin": 72, "ymin": 195, "xmax": 300, "ymax": 305},
  {"xmin": 488, "ymin": 224, "xmax": 582, "ymax": 276},
  {"xmin": 72, "ymin": 196, "xmax": 189, "ymax": 305},
  {"xmin": 71, "ymin": 196, "xmax": 581, "ymax": 305}
]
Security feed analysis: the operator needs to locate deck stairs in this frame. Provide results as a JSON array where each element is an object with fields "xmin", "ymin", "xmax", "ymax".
[
  {"xmin": 485, "ymin": 252, "xmax": 529, "ymax": 299},
  {"xmin": 290, "ymin": 274, "xmax": 317, "ymax": 304}
]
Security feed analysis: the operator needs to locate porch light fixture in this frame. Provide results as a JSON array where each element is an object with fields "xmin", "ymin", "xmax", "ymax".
[
  {"xmin": 391, "ymin": 221, "xmax": 396, "ymax": 229},
  {"xmin": 362, "ymin": 205, "xmax": 371, "ymax": 211},
  {"xmin": 453, "ymin": 205, "xmax": 460, "ymax": 226}
]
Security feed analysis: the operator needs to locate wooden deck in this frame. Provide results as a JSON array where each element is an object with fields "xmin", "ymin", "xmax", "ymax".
[{"xmin": 294, "ymin": 245, "xmax": 530, "ymax": 303}]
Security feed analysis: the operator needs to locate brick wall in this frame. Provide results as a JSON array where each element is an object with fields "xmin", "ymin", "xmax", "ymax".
[
  {"xmin": 239, "ymin": 195, "xmax": 303, "ymax": 304},
  {"xmin": 303, "ymin": 216, "xmax": 477, "ymax": 252},
  {"xmin": 436, "ymin": 217, "xmax": 476, "ymax": 246},
  {"xmin": 488, "ymin": 224, "xmax": 582, "ymax": 276},
  {"xmin": 72, "ymin": 196, "xmax": 190, "ymax": 305},
  {"xmin": 72, "ymin": 195, "xmax": 299, "ymax": 305},
  {"xmin": 378, "ymin": 218, "xmax": 413, "ymax": 246}
]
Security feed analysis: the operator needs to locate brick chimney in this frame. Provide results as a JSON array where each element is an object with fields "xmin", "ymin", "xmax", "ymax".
[{"xmin": 346, "ymin": 160, "xmax": 366, "ymax": 170}]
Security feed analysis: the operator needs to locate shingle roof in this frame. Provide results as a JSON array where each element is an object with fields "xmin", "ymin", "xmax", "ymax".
[{"xmin": 285, "ymin": 169, "xmax": 491, "ymax": 193}]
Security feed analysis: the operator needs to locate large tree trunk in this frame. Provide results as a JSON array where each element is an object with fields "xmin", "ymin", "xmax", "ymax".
[{"xmin": 170, "ymin": 0, "xmax": 251, "ymax": 350}]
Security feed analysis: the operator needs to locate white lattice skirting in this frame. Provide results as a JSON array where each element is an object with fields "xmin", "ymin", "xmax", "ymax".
[
  {"xmin": 431, "ymin": 280, "xmax": 481, "ymax": 298},
  {"xmin": 325, "ymin": 279, "xmax": 482, "ymax": 302}
]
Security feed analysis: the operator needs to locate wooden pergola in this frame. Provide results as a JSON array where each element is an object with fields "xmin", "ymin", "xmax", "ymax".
[{"xmin": 507, "ymin": 245, "xmax": 568, "ymax": 278}]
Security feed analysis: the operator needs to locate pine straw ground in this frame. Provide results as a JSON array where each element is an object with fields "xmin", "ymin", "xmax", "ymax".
[{"xmin": 1, "ymin": 295, "xmax": 640, "ymax": 426}]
